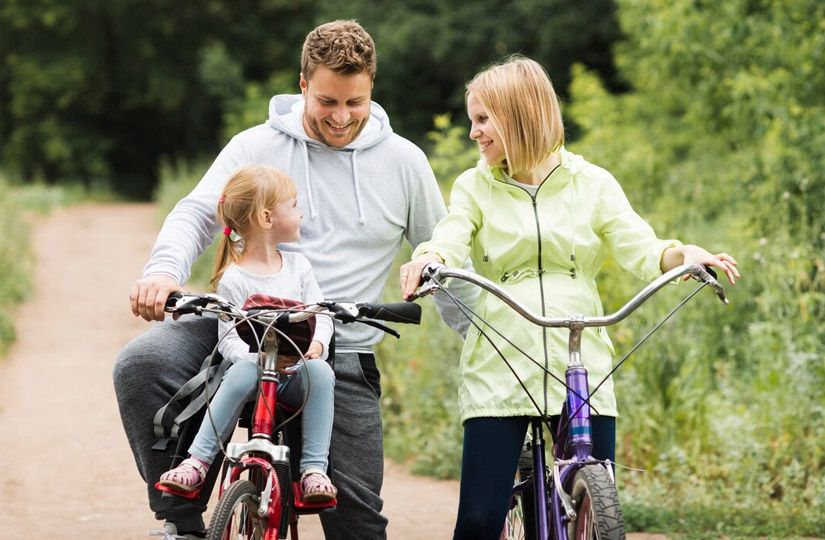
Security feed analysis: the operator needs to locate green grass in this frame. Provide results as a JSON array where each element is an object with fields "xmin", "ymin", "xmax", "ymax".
[{"xmin": 0, "ymin": 173, "xmax": 92, "ymax": 356}]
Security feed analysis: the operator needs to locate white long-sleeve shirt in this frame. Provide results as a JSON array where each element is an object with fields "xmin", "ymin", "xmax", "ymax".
[{"xmin": 216, "ymin": 252, "xmax": 333, "ymax": 362}]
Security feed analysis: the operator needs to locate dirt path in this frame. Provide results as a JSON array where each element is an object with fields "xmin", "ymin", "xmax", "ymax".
[{"xmin": 0, "ymin": 203, "xmax": 662, "ymax": 539}]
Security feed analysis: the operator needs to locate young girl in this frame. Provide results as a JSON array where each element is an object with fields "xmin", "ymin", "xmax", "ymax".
[
  {"xmin": 159, "ymin": 165, "xmax": 337, "ymax": 502},
  {"xmin": 400, "ymin": 56, "xmax": 739, "ymax": 540}
]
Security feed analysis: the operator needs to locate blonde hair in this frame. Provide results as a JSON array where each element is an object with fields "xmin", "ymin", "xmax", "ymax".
[
  {"xmin": 301, "ymin": 20, "xmax": 377, "ymax": 80},
  {"xmin": 466, "ymin": 55, "xmax": 564, "ymax": 178},
  {"xmin": 211, "ymin": 166, "xmax": 298, "ymax": 290}
]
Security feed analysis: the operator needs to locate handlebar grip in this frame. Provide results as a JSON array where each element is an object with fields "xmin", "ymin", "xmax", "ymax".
[{"xmin": 358, "ymin": 302, "xmax": 422, "ymax": 325}]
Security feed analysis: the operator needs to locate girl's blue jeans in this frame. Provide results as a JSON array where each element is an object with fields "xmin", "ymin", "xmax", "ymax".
[{"xmin": 188, "ymin": 358, "xmax": 335, "ymax": 474}]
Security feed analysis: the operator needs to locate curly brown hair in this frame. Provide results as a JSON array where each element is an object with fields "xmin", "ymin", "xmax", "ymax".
[{"xmin": 301, "ymin": 20, "xmax": 377, "ymax": 80}]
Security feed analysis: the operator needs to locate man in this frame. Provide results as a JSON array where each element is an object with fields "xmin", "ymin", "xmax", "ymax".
[{"xmin": 115, "ymin": 20, "xmax": 471, "ymax": 540}]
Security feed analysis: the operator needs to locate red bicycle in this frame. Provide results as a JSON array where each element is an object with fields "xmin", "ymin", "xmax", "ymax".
[{"xmin": 160, "ymin": 292, "xmax": 421, "ymax": 540}]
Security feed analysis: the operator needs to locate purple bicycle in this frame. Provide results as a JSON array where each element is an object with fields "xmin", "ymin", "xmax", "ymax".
[{"xmin": 412, "ymin": 263, "xmax": 728, "ymax": 540}]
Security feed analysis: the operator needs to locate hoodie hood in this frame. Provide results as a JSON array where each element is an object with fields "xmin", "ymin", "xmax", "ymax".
[
  {"xmin": 265, "ymin": 94, "xmax": 393, "ymax": 223},
  {"xmin": 267, "ymin": 94, "xmax": 392, "ymax": 150}
]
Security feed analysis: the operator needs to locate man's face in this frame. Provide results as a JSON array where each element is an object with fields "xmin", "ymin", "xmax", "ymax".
[{"xmin": 300, "ymin": 66, "xmax": 372, "ymax": 148}]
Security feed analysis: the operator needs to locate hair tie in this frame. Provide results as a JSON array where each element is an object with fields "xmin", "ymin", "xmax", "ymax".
[{"xmin": 223, "ymin": 227, "xmax": 232, "ymax": 236}]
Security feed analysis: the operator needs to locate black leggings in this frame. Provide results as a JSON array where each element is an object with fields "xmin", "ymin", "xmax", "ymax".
[{"xmin": 452, "ymin": 415, "xmax": 616, "ymax": 540}]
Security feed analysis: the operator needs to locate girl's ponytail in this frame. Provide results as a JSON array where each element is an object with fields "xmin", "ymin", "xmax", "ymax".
[
  {"xmin": 210, "ymin": 226, "xmax": 239, "ymax": 291},
  {"xmin": 210, "ymin": 195, "xmax": 241, "ymax": 290}
]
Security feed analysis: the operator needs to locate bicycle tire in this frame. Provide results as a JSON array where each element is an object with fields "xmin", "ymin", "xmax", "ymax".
[
  {"xmin": 568, "ymin": 465, "xmax": 625, "ymax": 540},
  {"xmin": 503, "ymin": 443, "xmax": 541, "ymax": 540},
  {"xmin": 206, "ymin": 479, "xmax": 265, "ymax": 540}
]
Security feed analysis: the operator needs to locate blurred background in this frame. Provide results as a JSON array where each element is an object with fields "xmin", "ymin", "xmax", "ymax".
[{"xmin": 1, "ymin": 1, "xmax": 823, "ymax": 537}]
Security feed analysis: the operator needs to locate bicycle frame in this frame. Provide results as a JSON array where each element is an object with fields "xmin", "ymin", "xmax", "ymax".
[
  {"xmin": 520, "ymin": 341, "xmax": 598, "ymax": 539},
  {"xmin": 419, "ymin": 263, "xmax": 727, "ymax": 540},
  {"xmin": 157, "ymin": 295, "xmax": 420, "ymax": 540},
  {"xmin": 219, "ymin": 330, "xmax": 294, "ymax": 539}
]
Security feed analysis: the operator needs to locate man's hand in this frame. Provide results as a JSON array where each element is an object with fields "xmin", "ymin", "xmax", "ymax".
[{"xmin": 130, "ymin": 274, "xmax": 181, "ymax": 322}]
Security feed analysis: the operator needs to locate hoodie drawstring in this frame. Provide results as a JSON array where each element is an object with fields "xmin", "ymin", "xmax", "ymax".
[
  {"xmin": 301, "ymin": 141, "xmax": 318, "ymax": 219},
  {"xmin": 351, "ymin": 149, "xmax": 366, "ymax": 225}
]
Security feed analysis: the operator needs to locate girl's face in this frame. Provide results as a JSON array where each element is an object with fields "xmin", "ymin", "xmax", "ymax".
[
  {"xmin": 467, "ymin": 92, "xmax": 505, "ymax": 167},
  {"xmin": 270, "ymin": 197, "xmax": 303, "ymax": 242}
]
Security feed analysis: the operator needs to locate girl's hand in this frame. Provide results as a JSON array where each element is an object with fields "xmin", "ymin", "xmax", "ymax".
[
  {"xmin": 664, "ymin": 244, "xmax": 740, "ymax": 284},
  {"xmin": 276, "ymin": 355, "xmax": 299, "ymax": 375},
  {"xmin": 305, "ymin": 340, "xmax": 324, "ymax": 359},
  {"xmin": 400, "ymin": 253, "xmax": 443, "ymax": 300}
]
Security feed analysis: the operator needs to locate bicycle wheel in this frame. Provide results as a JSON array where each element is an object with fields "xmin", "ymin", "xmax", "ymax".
[
  {"xmin": 206, "ymin": 479, "xmax": 265, "ymax": 540},
  {"xmin": 503, "ymin": 444, "xmax": 540, "ymax": 540},
  {"xmin": 568, "ymin": 465, "xmax": 625, "ymax": 540},
  {"xmin": 502, "ymin": 472, "xmax": 527, "ymax": 540}
]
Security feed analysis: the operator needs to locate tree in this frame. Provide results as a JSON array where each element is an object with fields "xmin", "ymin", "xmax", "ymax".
[{"xmin": 0, "ymin": 0, "xmax": 314, "ymax": 197}]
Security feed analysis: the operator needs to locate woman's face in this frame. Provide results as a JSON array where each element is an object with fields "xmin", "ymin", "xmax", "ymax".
[{"xmin": 467, "ymin": 92, "xmax": 505, "ymax": 166}]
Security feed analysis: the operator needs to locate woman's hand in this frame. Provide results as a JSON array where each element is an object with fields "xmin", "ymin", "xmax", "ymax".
[
  {"xmin": 400, "ymin": 252, "xmax": 444, "ymax": 300},
  {"xmin": 662, "ymin": 244, "xmax": 740, "ymax": 284}
]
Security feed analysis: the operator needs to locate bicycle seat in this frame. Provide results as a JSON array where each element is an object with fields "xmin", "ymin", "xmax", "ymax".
[{"xmin": 236, "ymin": 294, "xmax": 316, "ymax": 357}]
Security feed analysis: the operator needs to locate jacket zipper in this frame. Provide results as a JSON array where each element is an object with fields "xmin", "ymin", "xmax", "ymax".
[
  {"xmin": 505, "ymin": 164, "xmax": 564, "ymax": 416},
  {"xmin": 529, "ymin": 193, "xmax": 550, "ymax": 416}
]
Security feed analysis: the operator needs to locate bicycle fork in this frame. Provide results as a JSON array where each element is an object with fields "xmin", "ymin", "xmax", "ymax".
[{"xmin": 554, "ymin": 320, "xmax": 597, "ymax": 538}]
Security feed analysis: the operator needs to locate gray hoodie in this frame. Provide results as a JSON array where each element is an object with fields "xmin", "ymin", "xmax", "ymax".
[{"xmin": 145, "ymin": 94, "xmax": 472, "ymax": 351}]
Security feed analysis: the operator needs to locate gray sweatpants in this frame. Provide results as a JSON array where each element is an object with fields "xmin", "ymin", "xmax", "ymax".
[{"xmin": 113, "ymin": 316, "xmax": 388, "ymax": 538}]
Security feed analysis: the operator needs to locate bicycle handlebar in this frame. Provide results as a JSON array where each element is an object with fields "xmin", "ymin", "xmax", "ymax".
[
  {"xmin": 413, "ymin": 263, "xmax": 728, "ymax": 329},
  {"xmin": 164, "ymin": 292, "xmax": 422, "ymax": 328}
]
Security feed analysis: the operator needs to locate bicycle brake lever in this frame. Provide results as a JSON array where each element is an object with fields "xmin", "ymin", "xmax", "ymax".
[
  {"xmin": 321, "ymin": 302, "xmax": 359, "ymax": 323},
  {"xmin": 691, "ymin": 265, "xmax": 729, "ymax": 305},
  {"xmin": 359, "ymin": 319, "xmax": 401, "ymax": 339},
  {"xmin": 407, "ymin": 262, "xmax": 446, "ymax": 300}
]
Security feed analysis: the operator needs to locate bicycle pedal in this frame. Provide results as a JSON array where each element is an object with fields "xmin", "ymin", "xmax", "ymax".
[
  {"xmin": 291, "ymin": 481, "xmax": 337, "ymax": 513},
  {"xmin": 149, "ymin": 522, "xmax": 206, "ymax": 540},
  {"xmin": 155, "ymin": 481, "xmax": 202, "ymax": 500}
]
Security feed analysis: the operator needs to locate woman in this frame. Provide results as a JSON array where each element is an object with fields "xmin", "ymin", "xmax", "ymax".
[{"xmin": 399, "ymin": 56, "xmax": 738, "ymax": 539}]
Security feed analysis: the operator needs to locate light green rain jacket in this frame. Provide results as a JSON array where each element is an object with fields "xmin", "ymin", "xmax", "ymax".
[{"xmin": 413, "ymin": 148, "xmax": 681, "ymax": 423}]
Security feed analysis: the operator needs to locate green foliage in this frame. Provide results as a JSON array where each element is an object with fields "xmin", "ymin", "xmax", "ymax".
[
  {"xmin": 0, "ymin": 181, "xmax": 28, "ymax": 356},
  {"xmin": 561, "ymin": 0, "xmax": 825, "ymax": 533},
  {"xmin": 220, "ymin": 72, "xmax": 295, "ymax": 143},
  {"xmin": 381, "ymin": 1, "xmax": 825, "ymax": 535},
  {"xmin": 377, "ymin": 114, "xmax": 476, "ymax": 478},
  {"xmin": 377, "ymin": 243, "xmax": 465, "ymax": 479},
  {"xmin": 1, "ymin": 1, "xmax": 621, "ymax": 195},
  {"xmin": 314, "ymin": 0, "xmax": 622, "ymax": 140},
  {"xmin": 0, "ymin": 0, "xmax": 315, "ymax": 198},
  {"xmin": 426, "ymin": 114, "xmax": 479, "ymax": 188}
]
